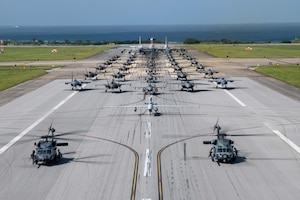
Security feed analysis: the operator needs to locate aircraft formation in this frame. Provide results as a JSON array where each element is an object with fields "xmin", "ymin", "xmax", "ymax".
[{"xmin": 57, "ymin": 38, "xmax": 238, "ymax": 170}]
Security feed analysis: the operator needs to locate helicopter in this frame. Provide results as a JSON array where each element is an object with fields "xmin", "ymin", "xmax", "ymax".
[
  {"xmin": 203, "ymin": 121, "xmax": 238, "ymax": 163},
  {"xmin": 31, "ymin": 124, "xmax": 68, "ymax": 165}
]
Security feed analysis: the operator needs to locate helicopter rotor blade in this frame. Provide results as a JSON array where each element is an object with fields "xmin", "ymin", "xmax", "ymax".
[
  {"xmin": 57, "ymin": 142, "xmax": 68, "ymax": 146},
  {"xmin": 48, "ymin": 121, "xmax": 53, "ymax": 136}
]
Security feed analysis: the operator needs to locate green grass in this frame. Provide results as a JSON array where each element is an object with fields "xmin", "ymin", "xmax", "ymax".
[
  {"xmin": 0, "ymin": 45, "xmax": 115, "ymax": 62},
  {"xmin": 0, "ymin": 65, "xmax": 61, "ymax": 91},
  {"xmin": 255, "ymin": 65, "xmax": 300, "ymax": 88},
  {"xmin": 0, "ymin": 45, "xmax": 115, "ymax": 91},
  {"xmin": 189, "ymin": 44, "xmax": 300, "ymax": 58}
]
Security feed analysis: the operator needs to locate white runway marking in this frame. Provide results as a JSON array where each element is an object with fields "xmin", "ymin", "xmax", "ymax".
[
  {"xmin": 272, "ymin": 130, "xmax": 300, "ymax": 154},
  {"xmin": 264, "ymin": 122, "xmax": 300, "ymax": 154},
  {"xmin": 0, "ymin": 91, "xmax": 78, "ymax": 155},
  {"xmin": 146, "ymin": 120, "xmax": 152, "ymax": 138},
  {"xmin": 144, "ymin": 148, "xmax": 152, "ymax": 177},
  {"xmin": 223, "ymin": 90, "xmax": 246, "ymax": 107}
]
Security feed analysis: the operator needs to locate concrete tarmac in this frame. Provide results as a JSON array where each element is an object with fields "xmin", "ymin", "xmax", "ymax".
[{"xmin": 0, "ymin": 45, "xmax": 300, "ymax": 200}]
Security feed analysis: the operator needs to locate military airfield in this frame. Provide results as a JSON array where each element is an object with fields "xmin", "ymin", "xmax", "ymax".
[{"xmin": 0, "ymin": 44, "xmax": 300, "ymax": 200}]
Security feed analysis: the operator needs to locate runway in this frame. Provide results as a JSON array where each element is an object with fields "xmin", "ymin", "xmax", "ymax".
[{"xmin": 0, "ymin": 45, "xmax": 300, "ymax": 200}]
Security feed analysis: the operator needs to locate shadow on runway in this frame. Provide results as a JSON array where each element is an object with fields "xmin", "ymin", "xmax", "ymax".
[{"xmin": 35, "ymin": 153, "xmax": 114, "ymax": 167}]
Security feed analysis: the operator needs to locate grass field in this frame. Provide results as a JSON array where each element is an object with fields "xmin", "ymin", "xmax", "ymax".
[
  {"xmin": 0, "ymin": 44, "xmax": 299, "ymax": 91},
  {"xmin": 0, "ymin": 45, "xmax": 115, "ymax": 91},
  {"xmin": 0, "ymin": 65, "xmax": 60, "ymax": 91},
  {"xmin": 0, "ymin": 45, "xmax": 115, "ymax": 62},
  {"xmin": 255, "ymin": 64, "xmax": 300, "ymax": 88},
  {"xmin": 189, "ymin": 44, "xmax": 300, "ymax": 58}
]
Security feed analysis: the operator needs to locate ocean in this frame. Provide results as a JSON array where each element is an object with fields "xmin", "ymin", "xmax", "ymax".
[{"xmin": 0, "ymin": 23, "xmax": 300, "ymax": 43}]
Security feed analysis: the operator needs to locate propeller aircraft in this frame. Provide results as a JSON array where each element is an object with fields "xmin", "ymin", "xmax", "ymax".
[{"xmin": 105, "ymin": 95, "xmax": 195, "ymax": 116}]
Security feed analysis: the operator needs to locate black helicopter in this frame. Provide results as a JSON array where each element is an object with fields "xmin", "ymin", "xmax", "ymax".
[
  {"xmin": 31, "ymin": 124, "xmax": 68, "ymax": 165},
  {"xmin": 203, "ymin": 121, "xmax": 238, "ymax": 163}
]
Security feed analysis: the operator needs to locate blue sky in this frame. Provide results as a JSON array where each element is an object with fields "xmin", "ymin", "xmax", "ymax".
[{"xmin": 2, "ymin": 0, "xmax": 300, "ymax": 26}]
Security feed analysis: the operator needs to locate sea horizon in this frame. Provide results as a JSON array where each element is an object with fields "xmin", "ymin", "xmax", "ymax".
[{"xmin": 1, "ymin": 23, "xmax": 300, "ymax": 43}]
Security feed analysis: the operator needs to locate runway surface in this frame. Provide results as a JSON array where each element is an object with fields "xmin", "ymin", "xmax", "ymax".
[{"xmin": 0, "ymin": 45, "xmax": 300, "ymax": 200}]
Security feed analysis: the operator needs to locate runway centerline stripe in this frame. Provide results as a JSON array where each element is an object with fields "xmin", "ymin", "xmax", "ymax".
[
  {"xmin": 0, "ymin": 91, "xmax": 78, "ymax": 155},
  {"xmin": 223, "ymin": 90, "xmax": 246, "ymax": 107}
]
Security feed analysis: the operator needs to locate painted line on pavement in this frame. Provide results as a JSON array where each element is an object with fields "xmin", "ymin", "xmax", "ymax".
[
  {"xmin": 223, "ymin": 90, "xmax": 246, "ymax": 107},
  {"xmin": 144, "ymin": 148, "xmax": 152, "ymax": 177},
  {"xmin": 0, "ymin": 91, "xmax": 78, "ymax": 155},
  {"xmin": 263, "ymin": 122, "xmax": 300, "ymax": 154}
]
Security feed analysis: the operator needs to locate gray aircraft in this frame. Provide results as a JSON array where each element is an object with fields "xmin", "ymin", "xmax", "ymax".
[
  {"xmin": 209, "ymin": 77, "xmax": 234, "ymax": 88},
  {"xmin": 106, "ymin": 95, "xmax": 193, "ymax": 116},
  {"xmin": 145, "ymin": 73, "xmax": 159, "ymax": 83},
  {"xmin": 199, "ymin": 69, "xmax": 219, "ymax": 78},
  {"xmin": 84, "ymin": 70, "xmax": 98, "ymax": 80},
  {"xmin": 31, "ymin": 124, "xmax": 68, "ymax": 165},
  {"xmin": 97, "ymin": 79, "xmax": 129, "ymax": 93},
  {"xmin": 179, "ymin": 80, "xmax": 195, "ymax": 92},
  {"xmin": 95, "ymin": 65, "xmax": 108, "ymax": 72},
  {"xmin": 176, "ymin": 71, "xmax": 188, "ymax": 80},
  {"xmin": 195, "ymin": 64, "xmax": 205, "ymax": 71},
  {"xmin": 203, "ymin": 121, "xmax": 238, "ymax": 163},
  {"xmin": 65, "ymin": 73, "xmax": 90, "ymax": 90},
  {"xmin": 112, "ymin": 71, "xmax": 126, "ymax": 81},
  {"xmin": 172, "ymin": 65, "xmax": 183, "ymax": 72},
  {"xmin": 136, "ymin": 83, "xmax": 165, "ymax": 95},
  {"xmin": 118, "ymin": 65, "xmax": 131, "ymax": 72}
]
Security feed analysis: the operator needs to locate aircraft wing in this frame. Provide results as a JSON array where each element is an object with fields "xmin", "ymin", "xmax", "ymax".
[
  {"xmin": 65, "ymin": 81, "xmax": 72, "ymax": 85},
  {"xmin": 104, "ymin": 104, "xmax": 147, "ymax": 108},
  {"xmin": 154, "ymin": 104, "xmax": 196, "ymax": 108},
  {"xmin": 81, "ymin": 80, "xmax": 91, "ymax": 84}
]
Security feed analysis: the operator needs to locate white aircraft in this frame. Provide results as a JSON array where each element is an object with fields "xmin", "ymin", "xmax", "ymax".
[{"xmin": 105, "ymin": 95, "xmax": 196, "ymax": 116}]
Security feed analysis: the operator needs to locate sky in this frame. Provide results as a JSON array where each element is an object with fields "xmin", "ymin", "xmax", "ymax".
[{"xmin": 2, "ymin": 0, "xmax": 300, "ymax": 26}]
